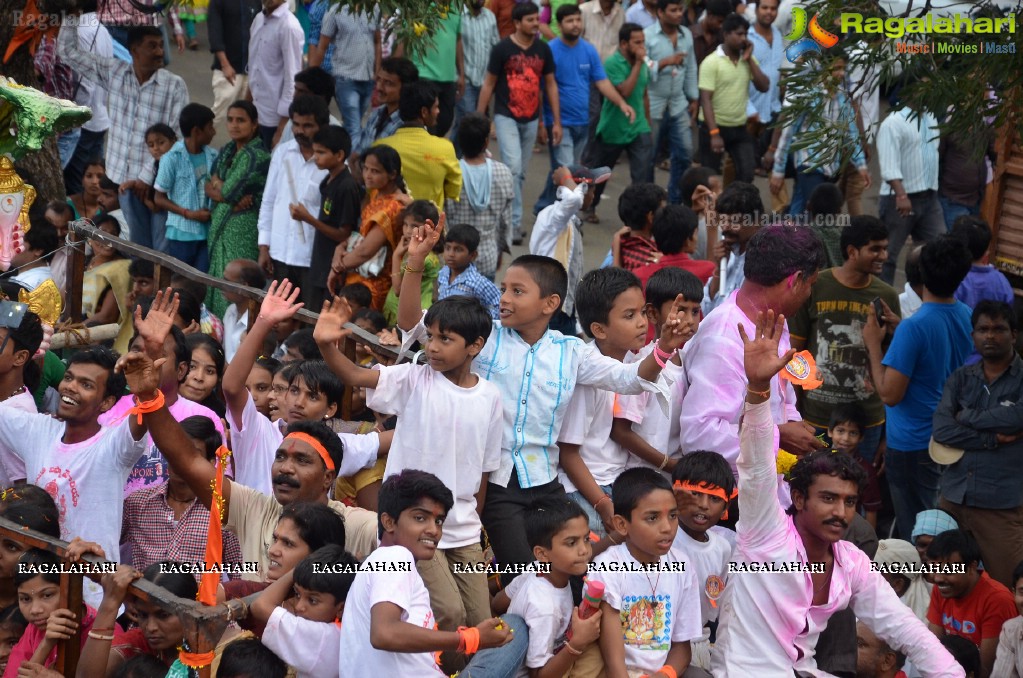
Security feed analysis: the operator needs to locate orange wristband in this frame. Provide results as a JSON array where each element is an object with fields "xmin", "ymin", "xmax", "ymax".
[
  {"xmin": 129, "ymin": 390, "xmax": 165, "ymax": 424},
  {"xmin": 709, "ymin": 128, "xmax": 720, "ymax": 136},
  {"xmin": 657, "ymin": 667, "xmax": 678, "ymax": 678},
  {"xmin": 458, "ymin": 626, "xmax": 480, "ymax": 655}
]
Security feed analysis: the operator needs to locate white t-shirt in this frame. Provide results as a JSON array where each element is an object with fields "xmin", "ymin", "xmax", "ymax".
[
  {"xmin": 588, "ymin": 544, "xmax": 703, "ymax": 673},
  {"xmin": 338, "ymin": 545, "xmax": 445, "ymax": 677},
  {"xmin": 672, "ymin": 528, "xmax": 732, "ymax": 640},
  {"xmin": 99, "ymin": 394, "xmax": 224, "ymax": 497},
  {"xmin": 0, "ymin": 408, "xmax": 145, "ymax": 606},
  {"xmin": 222, "ymin": 304, "xmax": 248, "ymax": 363},
  {"xmin": 227, "ymin": 393, "xmax": 380, "ymax": 497},
  {"xmin": 368, "ymin": 365, "xmax": 502, "ymax": 548},
  {"xmin": 557, "ymin": 383, "xmax": 628, "ymax": 492},
  {"xmin": 617, "ymin": 343, "xmax": 687, "ymax": 472},
  {"xmin": 507, "ymin": 574, "xmax": 574, "ymax": 676},
  {"xmin": 0, "ymin": 389, "xmax": 36, "ymax": 485},
  {"xmin": 263, "ymin": 606, "xmax": 340, "ymax": 678}
]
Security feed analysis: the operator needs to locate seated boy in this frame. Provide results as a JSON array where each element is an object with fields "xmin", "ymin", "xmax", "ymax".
[
  {"xmin": 589, "ymin": 468, "xmax": 702, "ymax": 677},
  {"xmin": 337, "ymin": 470, "xmax": 526, "ymax": 676},
  {"xmin": 437, "ymin": 223, "xmax": 501, "ymax": 320},
  {"xmin": 828, "ymin": 403, "xmax": 883, "ymax": 529}
]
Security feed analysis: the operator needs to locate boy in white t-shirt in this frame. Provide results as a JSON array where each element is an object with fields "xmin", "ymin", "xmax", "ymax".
[
  {"xmin": 314, "ymin": 284, "xmax": 502, "ymax": 647},
  {"xmin": 557, "ymin": 267, "xmax": 660, "ymax": 538},
  {"xmin": 338, "ymin": 470, "xmax": 525, "ymax": 677},
  {"xmin": 251, "ymin": 543, "xmax": 355, "ymax": 678},
  {"xmin": 589, "ymin": 468, "xmax": 703, "ymax": 678},
  {"xmin": 670, "ymin": 451, "xmax": 735, "ymax": 671},
  {"xmin": 507, "ymin": 497, "xmax": 603, "ymax": 678}
]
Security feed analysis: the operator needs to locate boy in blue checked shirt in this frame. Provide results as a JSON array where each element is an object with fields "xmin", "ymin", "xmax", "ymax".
[
  {"xmin": 437, "ymin": 223, "xmax": 501, "ymax": 320},
  {"xmin": 397, "ymin": 219, "xmax": 692, "ymax": 584},
  {"xmin": 154, "ymin": 103, "xmax": 218, "ymax": 272}
]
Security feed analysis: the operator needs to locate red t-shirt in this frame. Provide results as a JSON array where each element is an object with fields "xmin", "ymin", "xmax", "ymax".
[
  {"xmin": 633, "ymin": 252, "xmax": 716, "ymax": 289},
  {"xmin": 926, "ymin": 571, "xmax": 1017, "ymax": 645}
]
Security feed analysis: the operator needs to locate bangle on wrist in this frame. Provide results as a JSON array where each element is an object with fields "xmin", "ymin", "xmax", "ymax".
[
  {"xmin": 565, "ymin": 641, "xmax": 584, "ymax": 656},
  {"xmin": 594, "ymin": 494, "xmax": 611, "ymax": 511},
  {"xmin": 658, "ymin": 453, "xmax": 670, "ymax": 471},
  {"xmin": 746, "ymin": 384, "xmax": 770, "ymax": 399},
  {"xmin": 88, "ymin": 631, "xmax": 115, "ymax": 641},
  {"xmin": 404, "ymin": 264, "xmax": 425, "ymax": 273},
  {"xmin": 709, "ymin": 128, "xmax": 720, "ymax": 136}
]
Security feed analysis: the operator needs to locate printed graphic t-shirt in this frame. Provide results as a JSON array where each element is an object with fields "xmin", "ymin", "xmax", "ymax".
[
  {"xmin": 927, "ymin": 571, "xmax": 1016, "ymax": 646},
  {"xmin": 487, "ymin": 36, "xmax": 555, "ymax": 123}
]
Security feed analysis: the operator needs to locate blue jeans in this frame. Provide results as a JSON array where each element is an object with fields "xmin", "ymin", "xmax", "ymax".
[
  {"xmin": 460, "ymin": 614, "xmax": 529, "ymax": 678},
  {"xmin": 120, "ymin": 190, "xmax": 169, "ymax": 253},
  {"xmin": 788, "ymin": 166, "xmax": 832, "ymax": 218},
  {"xmin": 533, "ymin": 123, "xmax": 589, "ymax": 215},
  {"xmin": 939, "ymin": 195, "xmax": 979, "ymax": 232},
  {"xmin": 567, "ymin": 485, "xmax": 612, "ymax": 538},
  {"xmin": 885, "ymin": 447, "xmax": 942, "ymax": 540},
  {"xmin": 335, "ymin": 76, "xmax": 375, "ymax": 152},
  {"xmin": 493, "ymin": 114, "xmax": 538, "ymax": 238},
  {"xmin": 57, "ymin": 128, "xmax": 81, "ymax": 169},
  {"xmin": 452, "ymin": 83, "xmax": 482, "ymax": 153},
  {"xmin": 652, "ymin": 113, "xmax": 693, "ymax": 204},
  {"xmin": 168, "ymin": 238, "xmax": 209, "ymax": 272}
]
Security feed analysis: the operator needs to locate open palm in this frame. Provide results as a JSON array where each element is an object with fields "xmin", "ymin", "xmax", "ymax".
[
  {"xmin": 133, "ymin": 288, "xmax": 179, "ymax": 359},
  {"xmin": 314, "ymin": 297, "xmax": 352, "ymax": 346},
  {"xmin": 738, "ymin": 310, "xmax": 796, "ymax": 389},
  {"xmin": 259, "ymin": 279, "xmax": 304, "ymax": 325}
]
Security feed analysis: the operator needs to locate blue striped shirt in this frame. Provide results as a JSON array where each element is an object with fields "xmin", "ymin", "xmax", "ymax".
[
  {"xmin": 878, "ymin": 108, "xmax": 940, "ymax": 195},
  {"xmin": 437, "ymin": 263, "xmax": 501, "ymax": 319},
  {"xmin": 746, "ymin": 25, "xmax": 784, "ymax": 123},
  {"xmin": 461, "ymin": 7, "xmax": 499, "ymax": 88}
]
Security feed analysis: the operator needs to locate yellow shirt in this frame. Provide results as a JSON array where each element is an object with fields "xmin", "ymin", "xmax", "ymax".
[{"xmin": 373, "ymin": 127, "xmax": 462, "ymax": 209}]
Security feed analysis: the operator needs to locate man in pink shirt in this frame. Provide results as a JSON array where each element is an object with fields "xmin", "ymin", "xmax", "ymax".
[{"xmin": 711, "ymin": 310, "xmax": 964, "ymax": 677}]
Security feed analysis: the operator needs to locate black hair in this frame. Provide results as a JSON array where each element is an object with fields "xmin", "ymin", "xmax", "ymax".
[
  {"xmin": 651, "ymin": 204, "xmax": 699, "ymax": 255},
  {"xmin": 227, "ymin": 258, "xmax": 265, "ymax": 290},
  {"xmin": 972, "ymin": 299, "xmax": 1017, "ymax": 332},
  {"xmin": 293, "ymin": 544, "xmax": 357, "ymax": 603},
  {"xmin": 127, "ymin": 25, "xmax": 162, "ymax": 50},
  {"xmin": 254, "ymin": 355, "xmax": 282, "ymax": 378},
  {"xmin": 807, "ymin": 183, "xmax": 844, "ymax": 218},
  {"xmin": 45, "ymin": 199, "xmax": 73, "ymax": 220},
  {"xmin": 785, "ymin": 450, "xmax": 867, "ymax": 516},
  {"xmin": 170, "ymin": 287, "xmax": 202, "ymax": 328},
  {"xmin": 840, "ymin": 215, "xmax": 889, "ymax": 260},
  {"xmin": 361, "ymin": 145, "xmax": 408, "ymax": 194},
  {"xmin": 352, "ymin": 308, "xmax": 387, "ymax": 334},
  {"xmin": 657, "ymin": 0, "xmax": 683, "ymax": 9},
  {"xmin": 284, "ymin": 420, "xmax": 345, "ymax": 473},
  {"xmin": 645, "ymin": 266, "xmax": 703, "ymax": 307},
  {"xmin": 679, "ymin": 167, "xmax": 715, "ymax": 208},
  {"xmin": 671, "ymin": 451, "xmax": 735, "ymax": 497},
  {"xmin": 512, "ymin": 1, "xmax": 540, "ymax": 22},
  {"xmin": 178, "ymin": 415, "xmax": 222, "ymax": 461},
  {"xmin": 939, "ymin": 635, "xmax": 980, "ymax": 678},
  {"xmin": 926, "ymin": 529, "xmax": 982, "ymax": 567},
  {"xmin": 456, "ymin": 112, "xmax": 491, "ymax": 158},
  {"xmin": 67, "ymin": 346, "xmax": 125, "ymax": 400},
  {"xmin": 618, "ymin": 21, "xmax": 644, "ymax": 43},
  {"xmin": 423, "ymin": 296, "xmax": 493, "ymax": 347},
  {"xmin": 185, "ymin": 333, "xmax": 227, "ymax": 415},
  {"xmin": 339, "ymin": 283, "xmax": 373, "ymax": 310},
  {"xmin": 278, "ymin": 501, "xmax": 347, "ymax": 552},
  {"xmin": 99, "ymin": 175, "xmax": 120, "ymax": 193},
  {"xmin": 93, "ymin": 213, "xmax": 122, "ymax": 238},
  {"xmin": 0, "ymin": 483, "xmax": 60, "ymax": 539},
  {"xmin": 507, "ymin": 255, "xmax": 568, "ymax": 310},
  {"xmin": 920, "ymin": 235, "xmax": 973, "ymax": 298},
  {"xmin": 278, "ymin": 360, "xmax": 302, "ymax": 386},
  {"xmin": 744, "ymin": 224, "xmax": 826, "ymax": 287},
  {"xmin": 22, "ymin": 223, "xmax": 58, "ymax": 263},
  {"xmin": 379, "ymin": 56, "xmax": 419, "ymax": 85},
  {"xmin": 129, "ymin": 324, "xmax": 188, "ymax": 372},
  {"xmin": 284, "ymin": 328, "xmax": 322, "ymax": 361},
  {"xmin": 295, "ymin": 66, "xmax": 336, "ymax": 106},
  {"xmin": 227, "ymin": 100, "xmax": 259, "ymax": 126},
  {"xmin": 14, "ymin": 549, "xmax": 61, "ymax": 587},
  {"xmin": 128, "ymin": 258, "xmax": 155, "ymax": 279},
  {"xmin": 378, "ymin": 470, "xmax": 454, "ymax": 539},
  {"xmin": 619, "ymin": 183, "xmax": 668, "ymax": 230},
  {"xmin": 289, "ymin": 94, "xmax": 330, "ymax": 127},
  {"xmin": 113, "ymin": 654, "xmax": 170, "ymax": 678},
  {"xmin": 905, "ymin": 245, "xmax": 924, "ymax": 288},
  {"xmin": 144, "ymin": 123, "xmax": 177, "ymax": 144},
  {"xmin": 575, "ymin": 268, "xmax": 643, "ymax": 339},
  {"xmin": 5, "ymin": 309, "xmax": 43, "ymax": 379},
  {"xmin": 612, "ymin": 468, "xmax": 674, "ymax": 520},
  {"xmin": 399, "ymin": 81, "xmax": 439, "ymax": 123},
  {"xmin": 950, "ymin": 215, "xmax": 993, "ymax": 261},
  {"xmin": 142, "ymin": 561, "xmax": 198, "ymax": 599},
  {"xmin": 556, "ymin": 3, "xmax": 582, "ymax": 21},
  {"xmin": 525, "ymin": 496, "xmax": 588, "ymax": 550},
  {"xmin": 179, "ymin": 103, "xmax": 215, "ymax": 138},
  {"xmin": 217, "ymin": 637, "xmax": 288, "ymax": 678},
  {"xmin": 445, "ymin": 224, "xmax": 481, "ymax": 253},
  {"xmin": 313, "ymin": 125, "xmax": 352, "ymax": 157},
  {"xmin": 402, "ymin": 199, "xmax": 440, "ymax": 226},
  {"xmin": 0, "ymin": 604, "xmax": 25, "ymax": 633},
  {"xmin": 1012, "ymin": 560, "xmax": 1023, "ymax": 589},
  {"xmin": 722, "ymin": 12, "xmax": 750, "ymax": 32},
  {"xmin": 715, "ymin": 181, "xmax": 763, "ymax": 219},
  {"xmin": 705, "ymin": 0, "xmax": 732, "ymax": 16},
  {"xmin": 83, "ymin": 156, "xmax": 106, "ymax": 174},
  {"xmin": 828, "ymin": 402, "xmax": 867, "ymax": 433},
  {"xmin": 288, "ymin": 360, "xmax": 343, "ymax": 414}
]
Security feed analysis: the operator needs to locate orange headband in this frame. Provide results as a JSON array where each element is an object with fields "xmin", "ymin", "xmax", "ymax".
[
  {"xmin": 673, "ymin": 480, "xmax": 738, "ymax": 504},
  {"xmin": 283, "ymin": 432, "xmax": 335, "ymax": 471}
]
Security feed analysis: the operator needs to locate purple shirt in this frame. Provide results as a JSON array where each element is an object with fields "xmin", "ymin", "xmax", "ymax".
[{"xmin": 954, "ymin": 264, "xmax": 1015, "ymax": 310}]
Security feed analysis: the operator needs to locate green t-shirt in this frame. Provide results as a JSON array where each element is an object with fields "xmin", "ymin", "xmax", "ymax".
[
  {"xmin": 413, "ymin": 9, "xmax": 462, "ymax": 82},
  {"xmin": 35, "ymin": 350, "xmax": 67, "ymax": 410},
  {"xmin": 545, "ymin": 0, "xmax": 576, "ymax": 38},
  {"xmin": 382, "ymin": 252, "xmax": 440, "ymax": 325},
  {"xmin": 596, "ymin": 51, "xmax": 650, "ymax": 144},
  {"xmin": 788, "ymin": 268, "xmax": 902, "ymax": 428},
  {"xmin": 697, "ymin": 50, "xmax": 757, "ymax": 128}
]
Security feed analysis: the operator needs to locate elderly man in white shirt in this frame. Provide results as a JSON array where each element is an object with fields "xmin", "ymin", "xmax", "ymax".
[{"xmin": 248, "ymin": 0, "xmax": 304, "ymax": 149}]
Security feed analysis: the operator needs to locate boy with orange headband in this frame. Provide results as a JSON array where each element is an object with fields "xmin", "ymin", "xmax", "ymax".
[{"xmin": 670, "ymin": 451, "xmax": 735, "ymax": 672}]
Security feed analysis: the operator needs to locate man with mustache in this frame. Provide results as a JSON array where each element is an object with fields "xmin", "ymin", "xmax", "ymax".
[{"xmin": 712, "ymin": 309, "xmax": 963, "ymax": 677}]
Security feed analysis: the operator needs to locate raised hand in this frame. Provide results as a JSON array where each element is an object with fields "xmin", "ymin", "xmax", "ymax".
[
  {"xmin": 133, "ymin": 288, "xmax": 179, "ymax": 360},
  {"xmin": 657, "ymin": 294, "xmax": 696, "ymax": 352},
  {"xmin": 737, "ymin": 310, "xmax": 796, "ymax": 391},
  {"xmin": 476, "ymin": 617, "xmax": 514, "ymax": 649},
  {"xmin": 100, "ymin": 564, "xmax": 142, "ymax": 605},
  {"xmin": 258, "ymin": 279, "xmax": 304, "ymax": 326},
  {"xmin": 115, "ymin": 351, "xmax": 167, "ymax": 398},
  {"xmin": 314, "ymin": 297, "xmax": 353, "ymax": 347},
  {"xmin": 408, "ymin": 215, "xmax": 444, "ymax": 261}
]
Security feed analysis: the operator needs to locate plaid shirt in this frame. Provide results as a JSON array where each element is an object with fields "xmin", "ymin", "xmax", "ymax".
[
  {"xmin": 33, "ymin": 35, "xmax": 78, "ymax": 100},
  {"xmin": 122, "ymin": 481, "xmax": 244, "ymax": 579},
  {"xmin": 437, "ymin": 263, "xmax": 501, "ymax": 319},
  {"xmin": 320, "ymin": 4, "xmax": 379, "ymax": 81},
  {"xmin": 444, "ymin": 159, "xmax": 514, "ymax": 279},
  {"xmin": 58, "ymin": 17, "xmax": 188, "ymax": 184},
  {"xmin": 98, "ymin": 0, "xmax": 182, "ymax": 34},
  {"xmin": 357, "ymin": 105, "xmax": 402, "ymax": 155},
  {"xmin": 461, "ymin": 7, "xmax": 499, "ymax": 88}
]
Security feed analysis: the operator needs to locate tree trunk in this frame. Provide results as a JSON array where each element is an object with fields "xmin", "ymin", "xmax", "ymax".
[{"xmin": 0, "ymin": 0, "xmax": 69, "ymax": 204}]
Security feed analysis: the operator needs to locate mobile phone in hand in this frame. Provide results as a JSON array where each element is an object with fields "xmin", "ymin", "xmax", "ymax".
[{"xmin": 871, "ymin": 297, "xmax": 885, "ymax": 327}]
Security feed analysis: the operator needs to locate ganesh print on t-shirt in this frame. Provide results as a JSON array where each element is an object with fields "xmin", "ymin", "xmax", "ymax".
[
  {"xmin": 504, "ymin": 53, "xmax": 544, "ymax": 119},
  {"xmin": 620, "ymin": 595, "xmax": 672, "ymax": 652},
  {"xmin": 35, "ymin": 466, "xmax": 80, "ymax": 534}
]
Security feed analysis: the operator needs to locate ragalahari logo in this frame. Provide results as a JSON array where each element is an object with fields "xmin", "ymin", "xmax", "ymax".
[{"xmin": 786, "ymin": 7, "xmax": 840, "ymax": 61}]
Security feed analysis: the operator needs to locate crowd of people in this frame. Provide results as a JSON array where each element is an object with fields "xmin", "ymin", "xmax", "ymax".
[{"xmin": 3, "ymin": 0, "xmax": 1017, "ymax": 675}]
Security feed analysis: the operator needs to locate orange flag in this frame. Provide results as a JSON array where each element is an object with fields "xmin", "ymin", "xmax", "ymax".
[
  {"xmin": 198, "ymin": 445, "xmax": 231, "ymax": 606},
  {"xmin": 4, "ymin": 0, "xmax": 58, "ymax": 64}
]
